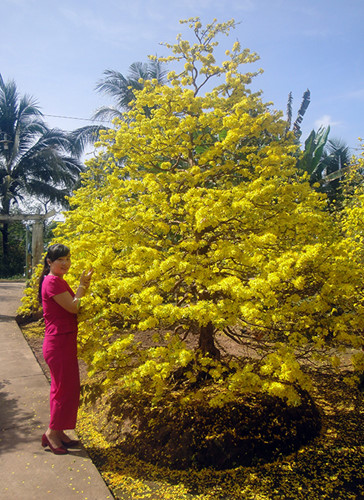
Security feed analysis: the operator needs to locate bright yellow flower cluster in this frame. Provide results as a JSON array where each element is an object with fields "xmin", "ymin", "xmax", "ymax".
[{"xmin": 18, "ymin": 20, "xmax": 364, "ymax": 404}]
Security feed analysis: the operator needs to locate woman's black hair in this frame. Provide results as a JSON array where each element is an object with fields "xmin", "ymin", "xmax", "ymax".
[{"xmin": 38, "ymin": 243, "xmax": 70, "ymax": 302}]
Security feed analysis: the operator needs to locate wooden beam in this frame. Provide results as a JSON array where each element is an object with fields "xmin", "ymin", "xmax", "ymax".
[{"xmin": 0, "ymin": 209, "xmax": 56, "ymax": 222}]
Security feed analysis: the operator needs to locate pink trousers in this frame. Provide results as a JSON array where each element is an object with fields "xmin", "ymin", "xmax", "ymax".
[{"xmin": 43, "ymin": 332, "xmax": 80, "ymax": 430}]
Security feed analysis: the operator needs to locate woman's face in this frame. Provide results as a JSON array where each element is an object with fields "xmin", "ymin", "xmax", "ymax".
[{"xmin": 48, "ymin": 254, "xmax": 71, "ymax": 277}]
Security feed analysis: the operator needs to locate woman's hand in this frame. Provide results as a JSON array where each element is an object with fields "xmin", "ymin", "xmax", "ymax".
[
  {"xmin": 53, "ymin": 269, "xmax": 94, "ymax": 314},
  {"xmin": 79, "ymin": 268, "xmax": 94, "ymax": 290}
]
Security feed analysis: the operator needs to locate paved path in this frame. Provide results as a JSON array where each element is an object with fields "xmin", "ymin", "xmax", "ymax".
[{"xmin": 0, "ymin": 281, "xmax": 113, "ymax": 500}]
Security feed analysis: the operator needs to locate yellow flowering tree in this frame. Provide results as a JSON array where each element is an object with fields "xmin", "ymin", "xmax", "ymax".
[
  {"xmin": 23, "ymin": 19, "xmax": 364, "ymax": 406},
  {"xmin": 336, "ymin": 143, "xmax": 364, "ymax": 380}
]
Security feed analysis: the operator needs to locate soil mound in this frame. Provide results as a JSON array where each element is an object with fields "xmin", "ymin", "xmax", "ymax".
[{"xmin": 92, "ymin": 386, "xmax": 321, "ymax": 470}]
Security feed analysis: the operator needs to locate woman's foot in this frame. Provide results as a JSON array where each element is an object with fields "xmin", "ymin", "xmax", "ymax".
[
  {"xmin": 59, "ymin": 430, "xmax": 79, "ymax": 448},
  {"xmin": 45, "ymin": 429, "xmax": 64, "ymax": 448},
  {"xmin": 41, "ymin": 432, "xmax": 67, "ymax": 455}
]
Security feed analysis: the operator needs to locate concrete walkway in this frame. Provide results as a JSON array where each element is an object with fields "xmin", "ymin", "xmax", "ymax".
[{"xmin": 0, "ymin": 281, "xmax": 113, "ymax": 500}]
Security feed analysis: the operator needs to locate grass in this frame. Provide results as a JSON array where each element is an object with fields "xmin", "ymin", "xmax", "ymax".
[{"xmin": 0, "ymin": 275, "xmax": 26, "ymax": 281}]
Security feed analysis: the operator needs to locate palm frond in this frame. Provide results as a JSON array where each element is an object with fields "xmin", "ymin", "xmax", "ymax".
[
  {"xmin": 68, "ymin": 125, "xmax": 108, "ymax": 156},
  {"xmin": 17, "ymin": 94, "xmax": 43, "ymax": 121},
  {"xmin": 94, "ymin": 60, "xmax": 167, "ymax": 115},
  {"xmin": 128, "ymin": 62, "xmax": 150, "ymax": 81},
  {"xmin": 24, "ymin": 179, "xmax": 71, "ymax": 206},
  {"xmin": 95, "ymin": 70, "xmax": 128, "ymax": 93},
  {"xmin": 92, "ymin": 106, "xmax": 124, "ymax": 122},
  {"xmin": 147, "ymin": 59, "xmax": 168, "ymax": 82}
]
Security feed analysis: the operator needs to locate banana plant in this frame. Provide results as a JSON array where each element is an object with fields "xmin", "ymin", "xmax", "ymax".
[
  {"xmin": 297, "ymin": 126, "xmax": 331, "ymax": 184},
  {"xmin": 298, "ymin": 127, "xmax": 354, "ymax": 209}
]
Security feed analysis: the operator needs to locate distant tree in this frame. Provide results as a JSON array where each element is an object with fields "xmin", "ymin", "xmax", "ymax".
[
  {"xmin": 0, "ymin": 217, "xmax": 25, "ymax": 277},
  {"xmin": 319, "ymin": 138, "xmax": 352, "ymax": 206},
  {"xmin": 285, "ymin": 89, "xmax": 310, "ymax": 139},
  {"xmin": 71, "ymin": 60, "xmax": 168, "ymax": 151},
  {"xmin": 298, "ymin": 126, "xmax": 352, "ymax": 209},
  {"xmin": 297, "ymin": 126, "xmax": 331, "ymax": 182},
  {"xmin": 94, "ymin": 60, "xmax": 168, "ymax": 121},
  {"xmin": 0, "ymin": 74, "xmax": 83, "ymax": 270},
  {"xmin": 285, "ymin": 89, "xmax": 351, "ymax": 205}
]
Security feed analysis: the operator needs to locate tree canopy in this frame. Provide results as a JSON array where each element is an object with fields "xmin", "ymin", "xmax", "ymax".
[{"xmin": 21, "ymin": 19, "xmax": 364, "ymax": 406}]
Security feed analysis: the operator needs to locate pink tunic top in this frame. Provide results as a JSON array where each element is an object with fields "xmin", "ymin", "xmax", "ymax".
[{"xmin": 42, "ymin": 275, "xmax": 78, "ymax": 336}]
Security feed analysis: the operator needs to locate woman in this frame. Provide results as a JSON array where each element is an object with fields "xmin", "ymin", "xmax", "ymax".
[{"xmin": 38, "ymin": 243, "xmax": 93, "ymax": 455}]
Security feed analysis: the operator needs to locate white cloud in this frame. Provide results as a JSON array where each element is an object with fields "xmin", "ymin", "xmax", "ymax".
[
  {"xmin": 345, "ymin": 88, "xmax": 364, "ymax": 101},
  {"xmin": 314, "ymin": 114, "xmax": 341, "ymax": 129}
]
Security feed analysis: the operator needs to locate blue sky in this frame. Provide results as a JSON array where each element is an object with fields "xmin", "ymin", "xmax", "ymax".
[{"xmin": 1, "ymin": 0, "xmax": 363, "ymax": 153}]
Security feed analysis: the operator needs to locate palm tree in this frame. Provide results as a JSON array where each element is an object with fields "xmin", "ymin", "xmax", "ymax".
[
  {"xmin": 0, "ymin": 74, "xmax": 83, "ymax": 268},
  {"xmin": 71, "ymin": 60, "xmax": 168, "ymax": 150},
  {"xmin": 94, "ymin": 60, "xmax": 168, "ymax": 121}
]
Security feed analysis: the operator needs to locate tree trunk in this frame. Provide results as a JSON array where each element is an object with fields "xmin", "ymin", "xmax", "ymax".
[
  {"xmin": 198, "ymin": 321, "xmax": 221, "ymax": 360},
  {"xmin": 1, "ymin": 194, "xmax": 11, "ymax": 274},
  {"xmin": 1, "ymin": 222, "xmax": 9, "ymax": 273}
]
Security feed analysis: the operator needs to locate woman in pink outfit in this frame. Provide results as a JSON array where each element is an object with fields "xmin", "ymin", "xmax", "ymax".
[{"xmin": 38, "ymin": 243, "xmax": 93, "ymax": 455}]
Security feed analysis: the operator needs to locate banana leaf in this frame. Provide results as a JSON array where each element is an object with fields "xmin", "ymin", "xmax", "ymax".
[{"xmin": 298, "ymin": 126, "xmax": 330, "ymax": 180}]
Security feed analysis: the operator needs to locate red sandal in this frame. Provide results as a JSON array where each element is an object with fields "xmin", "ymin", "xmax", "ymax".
[
  {"xmin": 61, "ymin": 439, "xmax": 79, "ymax": 448},
  {"xmin": 41, "ymin": 434, "xmax": 68, "ymax": 455}
]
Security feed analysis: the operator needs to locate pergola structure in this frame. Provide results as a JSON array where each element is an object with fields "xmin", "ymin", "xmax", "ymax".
[{"xmin": 0, "ymin": 209, "xmax": 56, "ymax": 276}]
